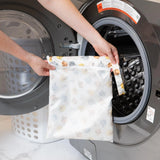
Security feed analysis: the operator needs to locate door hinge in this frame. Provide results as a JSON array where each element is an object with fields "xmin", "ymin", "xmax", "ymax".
[{"xmin": 60, "ymin": 43, "xmax": 80, "ymax": 49}]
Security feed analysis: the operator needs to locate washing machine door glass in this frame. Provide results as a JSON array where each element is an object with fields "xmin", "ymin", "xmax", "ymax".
[{"xmin": 0, "ymin": 10, "xmax": 52, "ymax": 99}]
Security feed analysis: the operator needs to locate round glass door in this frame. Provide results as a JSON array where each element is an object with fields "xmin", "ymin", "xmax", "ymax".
[{"xmin": 0, "ymin": 10, "xmax": 53, "ymax": 99}]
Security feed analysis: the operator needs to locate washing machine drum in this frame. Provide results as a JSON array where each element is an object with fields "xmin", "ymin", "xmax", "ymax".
[
  {"xmin": 76, "ymin": 0, "xmax": 160, "ymax": 145},
  {"xmin": 0, "ymin": 0, "xmax": 77, "ymax": 115},
  {"xmin": 78, "ymin": 0, "xmax": 152, "ymax": 124},
  {"xmin": 84, "ymin": 18, "xmax": 151, "ymax": 125}
]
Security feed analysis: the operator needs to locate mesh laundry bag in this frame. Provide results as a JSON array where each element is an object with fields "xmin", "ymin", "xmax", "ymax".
[{"xmin": 46, "ymin": 56, "xmax": 125, "ymax": 142}]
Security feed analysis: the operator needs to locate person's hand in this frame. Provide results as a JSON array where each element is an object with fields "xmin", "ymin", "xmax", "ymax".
[
  {"xmin": 26, "ymin": 53, "xmax": 55, "ymax": 76},
  {"xmin": 92, "ymin": 37, "xmax": 119, "ymax": 64}
]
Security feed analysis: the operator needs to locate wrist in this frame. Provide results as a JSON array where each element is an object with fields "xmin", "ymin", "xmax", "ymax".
[
  {"xmin": 23, "ymin": 51, "xmax": 35, "ymax": 65},
  {"xmin": 89, "ymin": 31, "xmax": 104, "ymax": 47}
]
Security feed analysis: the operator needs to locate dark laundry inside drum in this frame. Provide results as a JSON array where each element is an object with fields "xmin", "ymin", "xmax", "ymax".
[
  {"xmin": 112, "ymin": 56, "xmax": 144, "ymax": 117},
  {"xmin": 85, "ymin": 25, "xmax": 145, "ymax": 117}
]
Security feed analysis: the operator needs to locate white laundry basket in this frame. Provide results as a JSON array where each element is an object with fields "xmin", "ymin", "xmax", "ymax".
[{"xmin": 12, "ymin": 105, "xmax": 59, "ymax": 143}]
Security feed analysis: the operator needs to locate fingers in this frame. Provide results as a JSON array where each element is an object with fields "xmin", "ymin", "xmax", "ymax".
[
  {"xmin": 107, "ymin": 49, "xmax": 116, "ymax": 64},
  {"xmin": 94, "ymin": 39, "xmax": 119, "ymax": 64},
  {"xmin": 111, "ymin": 46, "xmax": 119, "ymax": 64},
  {"xmin": 42, "ymin": 71, "xmax": 50, "ymax": 76},
  {"xmin": 39, "ymin": 66, "xmax": 51, "ymax": 76},
  {"xmin": 35, "ymin": 60, "xmax": 55, "ymax": 76},
  {"xmin": 38, "ymin": 63, "xmax": 55, "ymax": 77},
  {"xmin": 43, "ymin": 60, "xmax": 56, "ymax": 70},
  {"xmin": 115, "ymin": 53, "xmax": 119, "ymax": 64},
  {"xmin": 46, "ymin": 63, "xmax": 56, "ymax": 70}
]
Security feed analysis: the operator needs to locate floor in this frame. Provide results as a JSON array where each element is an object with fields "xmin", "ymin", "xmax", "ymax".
[{"xmin": 0, "ymin": 116, "xmax": 87, "ymax": 160}]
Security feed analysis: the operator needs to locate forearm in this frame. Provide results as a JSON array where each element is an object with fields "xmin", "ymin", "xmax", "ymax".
[
  {"xmin": 0, "ymin": 30, "xmax": 32, "ymax": 63},
  {"xmin": 38, "ymin": 0, "xmax": 102, "ymax": 46}
]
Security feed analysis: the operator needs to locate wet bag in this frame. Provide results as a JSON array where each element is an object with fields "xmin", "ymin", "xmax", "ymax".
[{"xmin": 46, "ymin": 56, "xmax": 125, "ymax": 142}]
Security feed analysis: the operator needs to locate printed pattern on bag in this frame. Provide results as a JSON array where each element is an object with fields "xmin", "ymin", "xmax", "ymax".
[{"xmin": 46, "ymin": 56, "xmax": 125, "ymax": 142}]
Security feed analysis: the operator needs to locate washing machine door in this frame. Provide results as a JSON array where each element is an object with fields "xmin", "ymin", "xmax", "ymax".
[
  {"xmin": 0, "ymin": 0, "xmax": 77, "ymax": 115},
  {"xmin": 75, "ymin": 0, "xmax": 160, "ymax": 145}
]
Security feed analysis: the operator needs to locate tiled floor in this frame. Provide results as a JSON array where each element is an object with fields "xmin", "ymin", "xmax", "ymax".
[{"xmin": 0, "ymin": 115, "xmax": 87, "ymax": 160}]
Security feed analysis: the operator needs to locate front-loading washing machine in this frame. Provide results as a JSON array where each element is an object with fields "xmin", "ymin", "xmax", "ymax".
[
  {"xmin": 70, "ymin": 0, "xmax": 160, "ymax": 160},
  {"xmin": 1, "ymin": 0, "xmax": 160, "ymax": 159}
]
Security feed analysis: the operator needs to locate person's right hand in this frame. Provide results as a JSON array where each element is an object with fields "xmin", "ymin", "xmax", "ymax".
[
  {"xmin": 27, "ymin": 53, "xmax": 55, "ymax": 76},
  {"xmin": 92, "ymin": 37, "xmax": 119, "ymax": 64}
]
